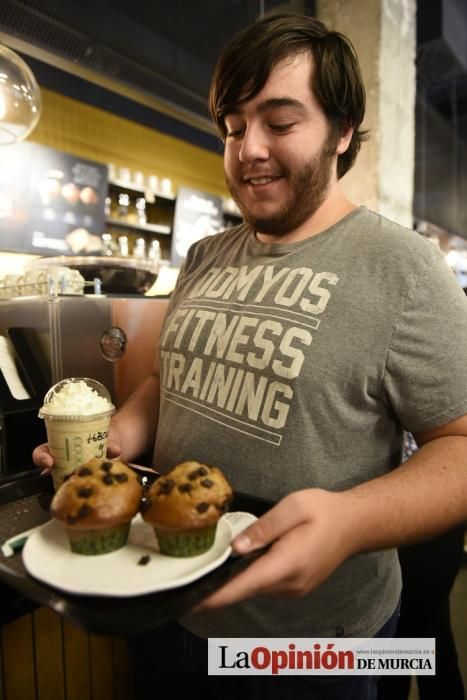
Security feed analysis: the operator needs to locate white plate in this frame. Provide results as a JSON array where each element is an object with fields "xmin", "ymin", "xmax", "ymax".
[{"xmin": 22, "ymin": 511, "xmax": 257, "ymax": 597}]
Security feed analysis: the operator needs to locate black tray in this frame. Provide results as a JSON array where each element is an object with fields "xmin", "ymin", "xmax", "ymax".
[{"xmin": 0, "ymin": 469, "xmax": 272, "ymax": 635}]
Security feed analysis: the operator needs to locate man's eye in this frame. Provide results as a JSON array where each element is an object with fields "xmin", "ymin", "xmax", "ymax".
[
  {"xmin": 270, "ymin": 123, "xmax": 295, "ymax": 133},
  {"xmin": 226, "ymin": 128, "xmax": 244, "ymax": 139}
]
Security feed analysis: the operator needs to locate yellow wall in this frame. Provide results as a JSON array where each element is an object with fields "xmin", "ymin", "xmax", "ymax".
[{"xmin": 30, "ymin": 87, "xmax": 226, "ymax": 197}]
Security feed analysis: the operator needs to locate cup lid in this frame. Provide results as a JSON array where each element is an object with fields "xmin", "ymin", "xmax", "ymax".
[{"xmin": 39, "ymin": 377, "xmax": 115, "ymax": 419}]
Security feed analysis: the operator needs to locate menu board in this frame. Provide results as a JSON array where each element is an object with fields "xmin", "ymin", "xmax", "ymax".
[
  {"xmin": 0, "ymin": 142, "xmax": 107, "ymax": 255},
  {"xmin": 171, "ymin": 186, "xmax": 224, "ymax": 267}
]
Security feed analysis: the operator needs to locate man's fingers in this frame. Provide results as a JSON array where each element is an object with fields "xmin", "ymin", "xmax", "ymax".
[
  {"xmin": 232, "ymin": 492, "xmax": 310, "ymax": 554},
  {"xmin": 196, "ymin": 527, "xmax": 313, "ymax": 610},
  {"xmin": 32, "ymin": 444, "xmax": 53, "ymax": 469},
  {"xmin": 106, "ymin": 441, "xmax": 122, "ymax": 458}
]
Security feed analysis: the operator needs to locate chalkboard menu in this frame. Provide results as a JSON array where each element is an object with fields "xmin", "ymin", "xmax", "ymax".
[
  {"xmin": 171, "ymin": 186, "xmax": 224, "ymax": 267},
  {"xmin": 0, "ymin": 142, "xmax": 107, "ymax": 255}
]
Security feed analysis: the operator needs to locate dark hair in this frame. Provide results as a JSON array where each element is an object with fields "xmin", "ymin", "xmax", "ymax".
[{"xmin": 209, "ymin": 13, "xmax": 367, "ymax": 178}]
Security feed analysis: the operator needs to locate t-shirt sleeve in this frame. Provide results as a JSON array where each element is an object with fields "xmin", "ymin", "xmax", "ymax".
[
  {"xmin": 164, "ymin": 237, "xmax": 208, "ymax": 313},
  {"xmin": 383, "ymin": 256, "xmax": 467, "ymax": 433}
]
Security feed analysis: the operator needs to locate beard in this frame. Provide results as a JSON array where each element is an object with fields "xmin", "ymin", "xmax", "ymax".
[{"xmin": 225, "ymin": 133, "xmax": 339, "ymax": 237}]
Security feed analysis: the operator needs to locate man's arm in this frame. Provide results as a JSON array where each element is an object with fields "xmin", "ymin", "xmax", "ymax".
[
  {"xmin": 108, "ymin": 372, "xmax": 161, "ymax": 464},
  {"xmin": 334, "ymin": 414, "xmax": 467, "ymax": 549},
  {"xmin": 196, "ymin": 415, "xmax": 467, "ymax": 610},
  {"xmin": 109, "ymin": 303, "xmax": 168, "ymax": 463}
]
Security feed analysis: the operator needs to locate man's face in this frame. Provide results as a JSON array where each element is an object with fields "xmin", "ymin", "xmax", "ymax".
[{"xmin": 223, "ymin": 52, "xmax": 346, "ymax": 239}]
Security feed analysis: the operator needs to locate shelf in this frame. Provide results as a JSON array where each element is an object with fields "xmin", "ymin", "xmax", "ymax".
[
  {"xmin": 105, "ymin": 218, "xmax": 171, "ymax": 235},
  {"xmin": 108, "ymin": 178, "xmax": 176, "ymax": 201}
]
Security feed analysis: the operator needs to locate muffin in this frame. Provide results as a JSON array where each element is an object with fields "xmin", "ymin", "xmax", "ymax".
[
  {"xmin": 142, "ymin": 461, "xmax": 233, "ymax": 556},
  {"xmin": 50, "ymin": 457, "xmax": 143, "ymax": 555}
]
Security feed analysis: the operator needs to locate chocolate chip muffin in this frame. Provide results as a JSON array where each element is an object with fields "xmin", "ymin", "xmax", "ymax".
[
  {"xmin": 50, "ymin": 457, "xmax": 143, "ymax": 555},
  {"xmin": 142, "ymin": 461, "xmax": 233, "ymax": 556}
]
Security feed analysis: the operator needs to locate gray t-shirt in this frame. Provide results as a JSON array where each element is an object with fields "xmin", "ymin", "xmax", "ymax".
[{"xmin": 154, "ymin": 206, "xmax": 467, "ymax": 638}]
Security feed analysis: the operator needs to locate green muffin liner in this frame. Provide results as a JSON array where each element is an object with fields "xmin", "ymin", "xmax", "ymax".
[
  {"xmin": 154, "ymin": 524, "xmax": 217, "ymax": 557},
  {"xmin": 66, "ymin": 523, "xmax": 130, "ymax": 555}
]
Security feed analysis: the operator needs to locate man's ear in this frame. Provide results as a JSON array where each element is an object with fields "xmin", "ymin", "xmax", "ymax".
[{"xmin": 336, "ymin": 123, "xmax": 354, "ymax": 155}]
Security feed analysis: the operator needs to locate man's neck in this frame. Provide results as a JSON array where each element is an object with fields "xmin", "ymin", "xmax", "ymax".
[{"xmin": 255, "ymin": 189, "xmax": 357, "ymax": 244}]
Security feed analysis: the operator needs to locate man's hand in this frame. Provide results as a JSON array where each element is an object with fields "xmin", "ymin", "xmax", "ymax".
[
  {"xmin": 32, "ymin": 443, "xmax": 54, "ymax": 472},
  {"xmin": 195, "ymin": 488, "xmax": 354, "ymax": 610},
  {"xmin": 196, "ymin": 419, "xmax": 467, "ymax": 612},
  {"xmin": 105, "ymin": 423, "xmax": 124, "ymax": 460}
]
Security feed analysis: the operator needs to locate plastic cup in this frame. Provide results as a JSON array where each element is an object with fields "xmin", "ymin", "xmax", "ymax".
[{"xmin": 39, "ymin": 378, "xmax": 115, "ymax": 490}]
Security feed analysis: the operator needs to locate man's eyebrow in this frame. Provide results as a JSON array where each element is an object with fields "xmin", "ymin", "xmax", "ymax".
[
  {"xmin": 225, "ymin": 97, "xmax": 307, "ymax": 118},
  {"xmin": 257, "ymin": 97, "xmax": 307, "ymax": 113}
]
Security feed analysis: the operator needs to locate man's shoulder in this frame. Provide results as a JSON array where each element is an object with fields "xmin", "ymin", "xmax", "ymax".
[
  {"xmin": 352, "ymin": 208, "xmax": 444, "ymax": 264},
  {"xmin": 186, "ymin": 222, "xmax": 249, "ymax": 259},
  {"xmin": 194, "ymin": 222, "xmax": 248, "ymax": 248}
]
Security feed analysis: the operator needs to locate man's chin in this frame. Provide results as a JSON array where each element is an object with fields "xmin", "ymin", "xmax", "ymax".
[
  {"xmin": 244, "ymin": 214, "xmax": 293, "ymax": 236},
  {"xmin": 227, "ymin": 188, "xmax": 283, "ymax": 222},
  {"xmin": 230, "ymin": 200, "xmax": 288, "ymax": 233}
]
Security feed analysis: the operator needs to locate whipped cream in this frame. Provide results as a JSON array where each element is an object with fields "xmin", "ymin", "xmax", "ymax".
[{"xmin": 41, "ymin": 380, "xmax": 112, "ymax": 416}]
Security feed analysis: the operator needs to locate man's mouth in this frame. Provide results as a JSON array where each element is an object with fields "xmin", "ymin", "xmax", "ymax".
[{"xmin": 243, "ymin": 175, "xmax": 282, "ymax": 185}]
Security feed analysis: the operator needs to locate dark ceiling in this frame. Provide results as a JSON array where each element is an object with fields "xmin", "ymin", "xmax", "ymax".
[
  {"xmin": 106, "ymin": 0, "xmax": 267, "ymax": 67},
  {"xmin": 0, "ymin": 0, "xmax": 295, "ymax": 132}
]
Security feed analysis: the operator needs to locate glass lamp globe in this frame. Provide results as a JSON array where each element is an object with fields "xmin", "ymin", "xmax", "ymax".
[{"xmin": 0, "ymin": 44, "xmax": 42, "ymax": 145}]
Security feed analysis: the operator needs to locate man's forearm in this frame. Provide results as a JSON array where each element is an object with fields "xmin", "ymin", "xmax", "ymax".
[
  {"xmin": 110, "ymin": 374, "xmax": 160, "ymax": 463},
  {"xmin": 338, "ymin": 435, "xmax": 467, "ymax": 557}
]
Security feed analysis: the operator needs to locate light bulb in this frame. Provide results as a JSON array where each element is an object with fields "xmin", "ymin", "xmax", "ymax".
[
  {"xmin": 0, "ymin": 44, "xmax": 42, "ymax": 145},
  {"xmin": 0, "ymin": 92, "xmax": 6, "ymax": 119}
]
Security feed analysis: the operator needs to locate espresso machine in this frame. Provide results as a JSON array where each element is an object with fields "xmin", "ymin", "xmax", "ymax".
[{"xmin": 0, "ymin": 295, "xmax": 168, "ymax": 477}]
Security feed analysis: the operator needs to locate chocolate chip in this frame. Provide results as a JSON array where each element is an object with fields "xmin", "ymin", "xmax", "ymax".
[
  {"xmin": 140, "ymin": 497, "xmax": 152, "ymax": 512},
  {"xmin": 114, "ymin": 472, "xmax": 128, "ymax": 483},
  {"xmin": 178, "ymin": 483, "xmax": 192, "ymax": 493},
  {"xmin": 100, "ymin": 461, "xmax": 113, "ymax": 472},
  {"xmin": 77, "ymin": 487, "xmax": 93, "ymax": 498},
  {"xmin": 188, "ymin": 466, "xmax": 209, "ymax": 480},
  {"xmin": 102, "ymin": 473, "xmax": 113, "ymax": 485},
  {"xmin": 201, "ymin": 478, "xmax": 214, "ymax": 488},
  {"xmin": 77, "ymin": 504, "xmax": 92, "ymax": 518},
  {"xmin": 77, "ymin": 467, "xmax": 92, "ymax": 476},
  {"xmin": 66, "ymin": 515, "xmax": 77, "ymax": 525},
  {"xmin": 196, "ymin": 502, "xmax": 209, "ymax": 513},
  {"xmin": 138, "ymin": 555, "xmax": 150, "ymax": 566},
  {"xmin": 157, "ymin": 479, "xmax": 175, "ymax": 495}
]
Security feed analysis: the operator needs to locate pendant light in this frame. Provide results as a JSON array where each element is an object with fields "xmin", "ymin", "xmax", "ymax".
[{"xmin": 0, "ymin": 43, "xmax": 42, "ymax": 145}]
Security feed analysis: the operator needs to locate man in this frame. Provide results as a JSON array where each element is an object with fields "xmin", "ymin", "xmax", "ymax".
[{"xmin": 34, "ymin": 13, "xmax": 467, "ymax": 700}]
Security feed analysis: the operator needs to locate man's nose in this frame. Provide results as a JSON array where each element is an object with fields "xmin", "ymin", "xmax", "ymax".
[{"xmin": 239, "ymin": 124, "xmax": 269, "ymax": 162}]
